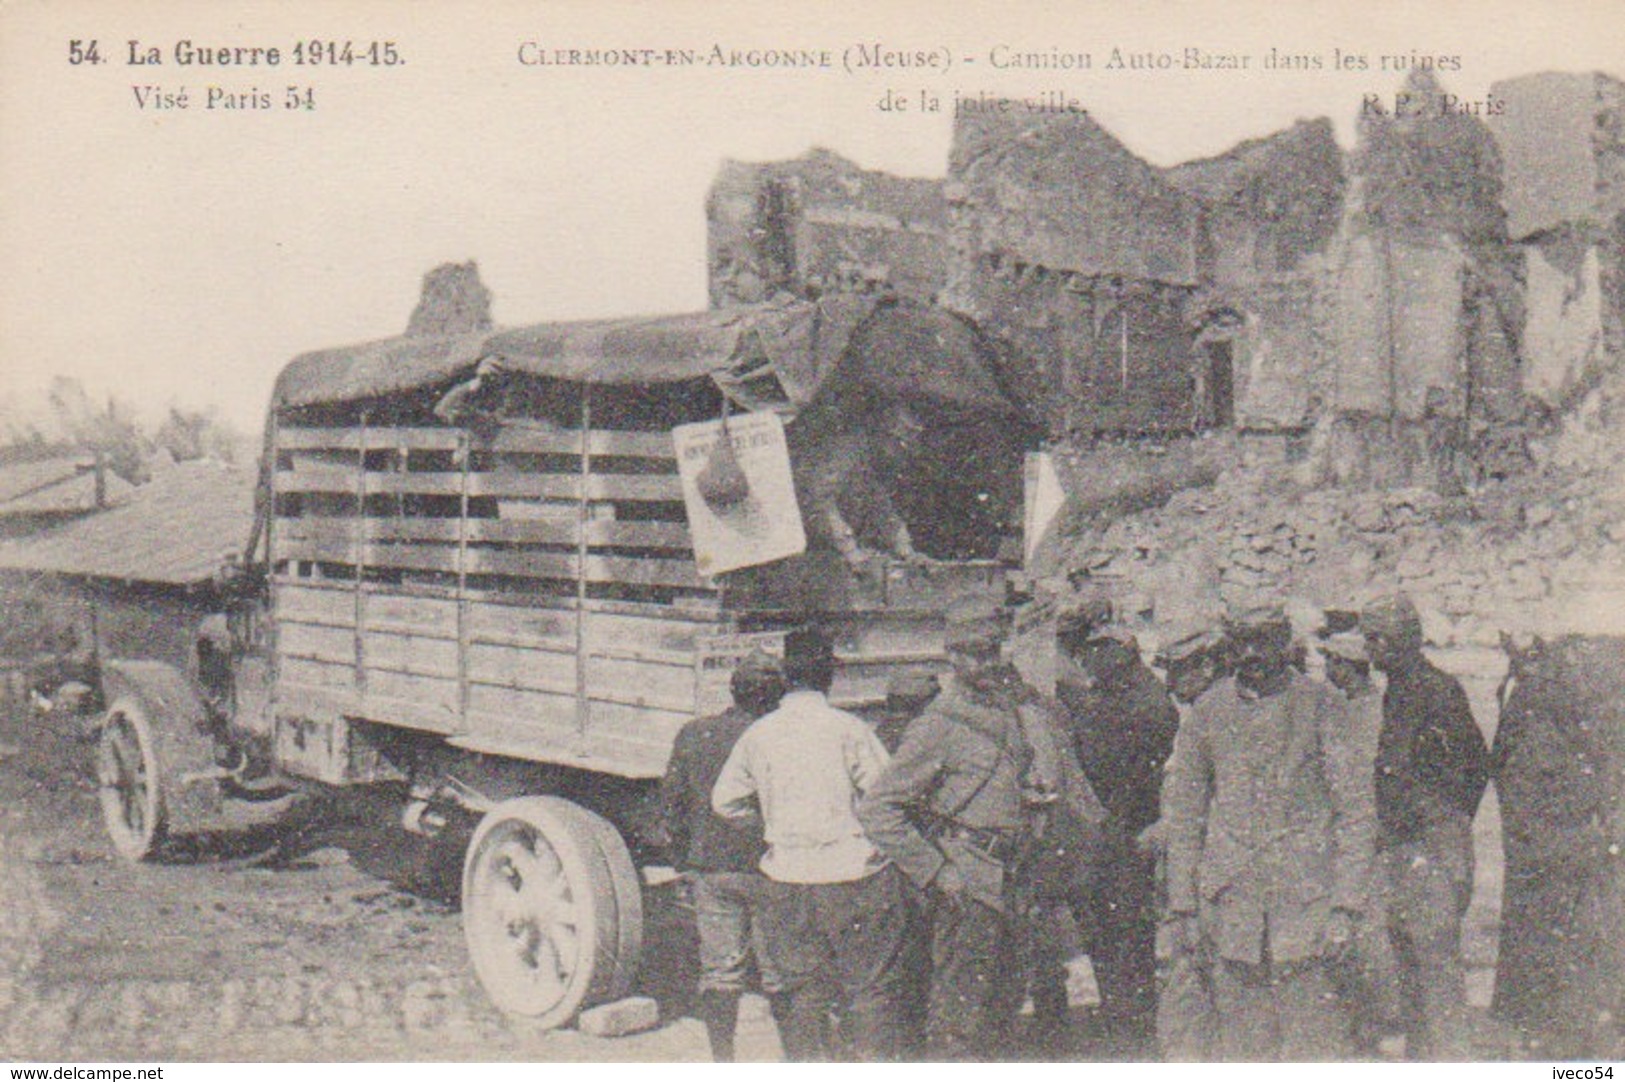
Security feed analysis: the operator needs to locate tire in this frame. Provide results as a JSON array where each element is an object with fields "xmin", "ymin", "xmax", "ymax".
[
  {"xmin": 96, "ymin": 696, "xmax": 169, "ymax": 861},
  {"xmin": 555, "ymin": 801, "xmax": 643, "ymax": 1003},
  {"xmin": 462, "ymin": 796, "xmax": 641, "ymax": 1026}
]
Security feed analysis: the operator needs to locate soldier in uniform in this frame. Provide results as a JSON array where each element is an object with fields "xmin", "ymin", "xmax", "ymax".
[
  {"xmin": 1147, "ymin": 626, "xmax": 1228, "ymax": 1062},
  {"xmin": 1363, "ymin": 594, "xmax": 1490, "ymax": 1060},
  {"xmin": 857, "ymin": 596, "xmax": 1098, "ymax": 1060},
  {"xmin": 1054, "ymin": 601, "xmax": 1181, "ymax": 1051},
  {"xmin": 1318, "ymin": 628, "xmax": 1401, "ymax": 1055},
  {"xmin": 1161, "ymin": 605, "xmax": 1375, "ymax": 1061},
  {"xmin": 659, "ymin": 648, "xmax": 786, "ymax": 1061},
  {"xmin": 874, "ymin": 671, "xmax": 942, "ymax": 754}
]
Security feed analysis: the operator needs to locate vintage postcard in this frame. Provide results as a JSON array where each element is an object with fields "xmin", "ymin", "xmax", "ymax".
[{"xmin": 1, "ymin": 0, "xmax": 1622, "ymax": 1068}]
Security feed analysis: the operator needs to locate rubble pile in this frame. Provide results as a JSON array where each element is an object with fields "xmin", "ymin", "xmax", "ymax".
[{"xmin": 1045, "ymin": 369, "xmax": 1625, "ymax": 650}]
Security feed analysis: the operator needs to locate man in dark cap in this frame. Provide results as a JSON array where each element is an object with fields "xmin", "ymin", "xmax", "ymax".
[
  {"xmin": 660, "ymin": 647, "xmax": 786, "ymax": 1061},
  {"xmin": 1155, "ymin": 628, "xmax": 1230, "ymax": 711},
  {"xmin": 713, "ymin": 627, "xmax": 909, "ymax": 1061},
  {"xmin": 1362, "ymin": 593, "xmax": 1490, "ymax": 1060},
  {"xmin": 1054, "ymin": 600, "xmax": 1181, "ymax": 1051},
  {"xmin": 1162, "ymin": 605, "xmax": 1374, "ymax": 1060},
  {"xmin": 858, "ymin": 595, "xmax": 1102, "ymax": 1060}
]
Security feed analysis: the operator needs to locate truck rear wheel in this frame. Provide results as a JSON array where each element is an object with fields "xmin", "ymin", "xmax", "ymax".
[
  {"xmin": 553, "ymin": 799, "xmax": 643, "ymax": 999},
  {"xmin": 462, "ymin": 796, "xmax": 641, "ymax": 1026},
  {"xmin": 96, "ymin": 696, "xmax": 169, "ymax": 861}
]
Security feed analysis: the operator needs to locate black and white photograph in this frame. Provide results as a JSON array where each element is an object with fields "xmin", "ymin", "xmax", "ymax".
[{"xmin": 1, "ymin": 0, "xmax": 1622, "ymax": 1068}]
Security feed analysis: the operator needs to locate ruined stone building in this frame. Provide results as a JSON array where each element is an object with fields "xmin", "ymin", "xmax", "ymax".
[
  {"xmin": 703, "ymin": 71, "xmax": 1625, "ymax": 493},
  {"xmin": 941, "ymin": 108, "xmax": 1202, "ymax": 439},
  {"xmin": 704, "ymin": 109, "xmax": 1344, "ymax": 446},
  {"xmin": 1166, "ymin": 119, "xmax": 1345, "ymax": 433},
  {"xmin": 1489, "ymin": 72, "xmax": 1625, "ymax": 413},
  {"xmin": 1311, "ymin": 70, "xmax": 1527, "ymax": 490},
  {"xmin": 705, "ymin": 148, "xmax": 948, "ymax": 308}
]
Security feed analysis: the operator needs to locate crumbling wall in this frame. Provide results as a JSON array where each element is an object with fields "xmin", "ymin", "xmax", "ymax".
[
  {"xmin": 1166, "ymin": 120, "xmax": 1345, "ymax": 433},
  {"xmin": 1226, "ymin": 275, "xmax": 1325, "ymax": 430},
  {"xmin": 945, "ymin": 107, "xmax": 1198, "ymax": 306},
  {"xmin": 1311, "ymin": 70, "xmax": 1525, "ymax": 489},
  {"xmin": 405, "ymin": 261, "xmax": 492, "ymax": 338},
  {"xmin": 1169, "ymin": 117, "xmax": 1346, "ymax": 287},
  {"xmin": 1491, "ymin": 73, "xmax": 1625, "ymax": 411},
  {"xmin": 951, "ymin": 267, "xmax": 1197, "ymax": 438},
  {"xmin": 943, "ymin": 106, "xmax": 1200, "ymax": 439},
  {"xmin": 706, "ymin": 149, "xmax": 948, "ymax": 308},
  {"xmin": 1491, "ymin": 73, "xmax": 1625, "ymax": 242}
]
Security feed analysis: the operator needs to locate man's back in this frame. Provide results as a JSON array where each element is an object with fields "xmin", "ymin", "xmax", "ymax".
[
  {"xmin": 1058, "ymin": 658, "xmax": 1179, "ymax": 835},
  {"xmin": 1376, "ymin": 656, "xmax": 1490, "ymax": 846},
  {"xmin": 664, "ymin": 706, "xmax": 767, "ymax": 874},
  {"xmin": 714, "ymin": 689, "xmax": 890, "ymax": 884}
]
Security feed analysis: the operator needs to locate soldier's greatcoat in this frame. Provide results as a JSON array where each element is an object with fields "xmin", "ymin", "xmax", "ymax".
[{"xmin": 1163, "ymin": 672, "xmax": 1375, "ymax": 965}]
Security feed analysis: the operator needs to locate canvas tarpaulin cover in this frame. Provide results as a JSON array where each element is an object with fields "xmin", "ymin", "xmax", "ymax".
[{"xmin": 270, "ymin": 295, "xmax": 1023, "ymax": 420}]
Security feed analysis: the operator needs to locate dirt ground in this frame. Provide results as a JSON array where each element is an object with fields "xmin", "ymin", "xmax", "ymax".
[
  {"xmin": 0, "ymin": 682, "xmax": 1514, "ymax": 1063},
  {"xmin": 0, "ymin": 695, "xmax": 749, "ymax": 1062}
]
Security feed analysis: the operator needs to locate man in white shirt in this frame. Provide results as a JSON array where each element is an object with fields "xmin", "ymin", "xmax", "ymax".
[{"xmin": 713, "ymin": 626, "xmax": 911, "ymax": 1061}]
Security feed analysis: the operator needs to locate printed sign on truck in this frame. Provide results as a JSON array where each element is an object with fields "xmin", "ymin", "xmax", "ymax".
[{"xmin": 673, "ymin": 410, "xmax": 807, "ymax": 577}]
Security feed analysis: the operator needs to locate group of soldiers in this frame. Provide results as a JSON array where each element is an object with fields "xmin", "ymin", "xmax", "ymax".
[{"xmin": 658, "ymin": 589, "xmax": 1491, "ymax": 1062}]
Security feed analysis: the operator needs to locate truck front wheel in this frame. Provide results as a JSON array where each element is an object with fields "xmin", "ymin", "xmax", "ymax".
[
  {"xmin": 96, "ymin": 696, "xmax": 168, "ymax": 861},
  {"xmin": 462, "ymin": 796, "xmax": 642, "ymax": 1027}
]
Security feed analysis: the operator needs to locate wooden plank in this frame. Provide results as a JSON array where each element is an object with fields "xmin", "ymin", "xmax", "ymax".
[
  {"xmin": 585, "ymin": 654, "xmax": 697, "ymax": 713},
  {"xmin": 458, "ymin": 700, "xmax": 691, "ymax": 779},
  {"xmin": 277, "ymin": 465, "xmax": 683, "ymax": 502},
  {"xmin": 467, "ymin": 683, "xmax": 581, "ymax": 733},
  {"xmin": 277, "ymin": 538, "xmax": 467, "ymax": 574},
  {"xmin": 275, "ymin": 582, "xmax": 356, "ymax": 627},
  {"xmin": 489, "ymin": 426, "xmax": 674, "ymax": 459},
  {"xmin": 275, "ymin": 677, "xmax": 459, "ymax": 737},
  {"xmin": 449, "ymin": 728, "xmax": 591, "ymax": 772},
  {"xmin": 474, "ymin": 549, "xmax": 704, "ymax": 588},
  {"xmin": 279, "ymin": 427, "xmax": 462, "ymax": 452},
  {"xmin": 279, "ymin": 424, "xmax": 675, "ymax": 459},
  {"xmin": 468, "ymin": 648, "xmax": 695, "ymax": 711},
  {"xmin": 272, "ymin": 681, "xmax": 354, "ymax": 722},
  {"xmin": 467, "ymin": 641, "xmax": 578, "ymax": 694},
  {"xmin": 363, "ymin": 593, "xmax": 460, "ymax": 638},
  {"xmin": 281, "ymin": 540, "xmax": 704, "ymax": 589},
  {"xmin": 487, "ymin": 519, "xmax": 692, "ymax": 550},
  {"xmin": 591, "ymin": 642, "xmax": 696, "ymax": 667},
  {"xmin": 343, "ymin": 690, "xmax": 463, "ymax": 736},
  {"xmin": 580, "ymin": 609, "xmax": 720, "ymax": 655},
  {"xmin": 277, "ymin": 515, "xmax": 691, "ymax": 550},
  {"xmin": 582, "ymin": 700, "xmax": 693, "ymax": 774},
  {"xmin": 467, "ymin": 602, "xmax": 576, "ymax": 647},
  {"xmin": 278, "ymin": 655, "xmax": 356, "ymax": 692},
  {"xmin": 363, "ymin": 669, "xmax": 460, "ymax": 717},
  {"xmin": 278, "ymin": 622, "xmax": 356, "ymax": 666},
  {"xmin": 364, "ymin": 630, "xmax": 460, "ymax": 679}
]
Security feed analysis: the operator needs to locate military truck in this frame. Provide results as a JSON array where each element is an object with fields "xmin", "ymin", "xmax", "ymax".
[{"xmin": 92, "ymin": 297, "xmax": 1034, "ymax": 1027}]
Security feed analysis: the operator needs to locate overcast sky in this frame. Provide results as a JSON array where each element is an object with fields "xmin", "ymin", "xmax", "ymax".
[{"xmin": 2, "ymin": 0, "xmax": 1621, "ymax": 436}]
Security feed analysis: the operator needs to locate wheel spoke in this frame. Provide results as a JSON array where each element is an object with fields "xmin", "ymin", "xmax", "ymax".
[
  {"xmin": 94, "ymin": 703, "xmax": 168, "ymax": 862},
  {"xmin": 101, "ymin": 724, "xmax": 144, "ymax": 831},
  {"xmin": 465, "ymin": 800, "xmax": 627, "ymax": 1022},
  {"xmin": 104, "ymin": 727, "xmax": 133, "ymax": 784}
]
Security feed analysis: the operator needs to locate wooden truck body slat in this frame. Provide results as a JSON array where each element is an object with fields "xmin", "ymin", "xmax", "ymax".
[{"xmin": 266, "ymin": 420, "xmax": 965, "ymax": 781}]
